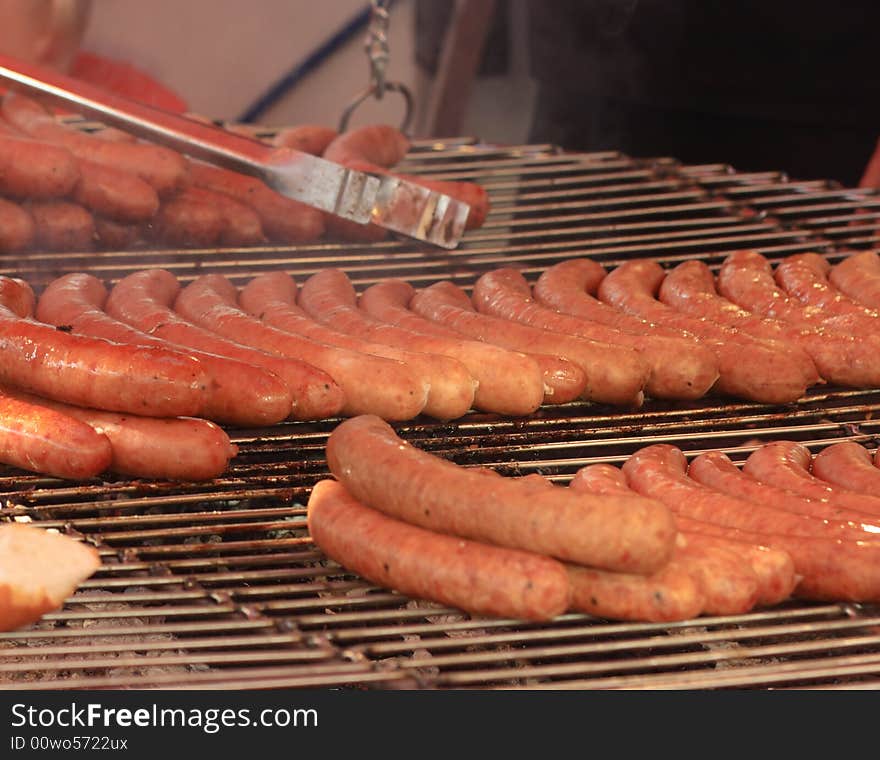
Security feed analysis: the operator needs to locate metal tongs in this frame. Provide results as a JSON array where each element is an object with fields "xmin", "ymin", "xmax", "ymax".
[{"xmin": 0, "ymin": 54, "xmax": 470, "ymax": 249}]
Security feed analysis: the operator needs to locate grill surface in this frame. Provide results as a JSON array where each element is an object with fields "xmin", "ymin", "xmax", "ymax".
[{"xmin": 2, "ymin": 133, "xmax": 880, "ymax": 690}]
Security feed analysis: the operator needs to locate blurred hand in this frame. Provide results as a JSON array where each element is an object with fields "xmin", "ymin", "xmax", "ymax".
[
  {"xmin": 859, "ymin": 136, "xmax": 880, "ymax": 189},
  {"xmin": 0, "ymin": 0, "xmax": 91, "ymax": 72}
]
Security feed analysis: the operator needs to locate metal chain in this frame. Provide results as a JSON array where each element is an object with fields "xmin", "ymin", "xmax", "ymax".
[
  {"xmin": 365, "ymin": 0, "xmax": 391, "ymax": 98},
  {"xmin": 338, "ymin": 0, "xmax": 414, "ymax": 134}
]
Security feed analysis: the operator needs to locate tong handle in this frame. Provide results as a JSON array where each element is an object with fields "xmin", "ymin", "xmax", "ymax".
[{"xmin": 0, "ymin": 53, "xmax": 302, "ymax": 179}]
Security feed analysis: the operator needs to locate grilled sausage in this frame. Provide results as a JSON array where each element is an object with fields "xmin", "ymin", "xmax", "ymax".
[
  {"xmin": 72, "ymin": 158, "xmax": 160, "ymax": 223},
  {"xmin": 326, "ymin": 414, "xmax": 677, "ymax": 573},
  {"xmin": 742, "ymin": 441, "xmax": 880, "ymax": 519},
  {"xmin": 27, "ymin": 200, "xmax": 95, "ymax": 252},
  {"xmin": 0, "ymin": 524, "xmax": 100, "ymax": 632},
  {"xmin": 2, "ymin": 92, "xmax": 187, "ymax": 196},
  {"xmin": 472, "ymin": 267, "xmax": 719, "ymax": 400},
  {"xmin": 0, "ymin": 197, "xmax": 35, "ymax": 253},
  {"xmin": 411, "ymin": 280, "xmax": 649, "ymax": 407},
  {"xmin": 0, "ymin": 276, "xmax": 208, "ymax": 416},
  {"xmin": 150, "ymin": 190, "xmax": 225, "ymax": 248},
  {"xmin": 237, "ymin": 272, "xmax": 431, "ymax": 420},
  {"xmin": 177, "ymin": 273, "xmax": 430, "ymax": 421},
  {"xmin": 829, "ymin": 250, "xmax": 880, "ymax": 309},
  {"xmin": 620, "ymin": 444, "xmax": 880, "ymax": 602},
  {"xmin": 535, "ymin": 258, "xmax": 691, "ymax": 338},
  {"xmin": 0, "ymin": 387, "xmax": 112, "ymax": 479},
  {"xmin": 105, "ymin": 269, "xmax": 344, "ymax": 421},
  {"xmin": 571, "ymin": 463, "xmax": 794, "ymax": 609},
  {"xmin": 0, "ymin": 129, "xmax": 80, "ymax": 199},
  {"xmin": 296, "ymin": 270, "xmax": 477, "ymax": 420},
  {"xmin": 627, "ymin": 444, "xmax": 875, "ymax": 539},
  {"xmin": 598, "ymin": 258, "xmax": 816, "ymax": 402},
  {"xmin": 358, "ymin": 278, "xmax": 545, "ymax": 415},
  {"xmin": 93, "ymin": 217, "xmax": 144, "ymax": 249},
  {"xmin": 774, "ymin": 252, "xmax": 880, "ymax": 322},
  {"xmin": 812, "ymin": 441, "xmax": 880, "ymax": 496},
  {"xmin": 177, "ymin": 185, "xmax": 266, "ymax": 246},
  {"xmin": 689, "ymin": 449, "xmax": 879, "ymax": 526},
  {"xmin": 187, "ymin": 160, "xmax": 325, "ymax": 244},
  {"xmin": 36, "ymin": 272, "xmax": 293, "ymax": 427},
  {"xmin": 308, "ymin": 479, "xmax": 571, "ymax": 622},
  {"xmin": 3, "ymin": 387, "xmax": 236, "ymax": 481},
  {"xmin": 566, "ymin": 555, "xmax": 706, "ymax": 622},
  {"xmin": 655, "ymin": 258, "xmax": 880, "ymax": 388}
]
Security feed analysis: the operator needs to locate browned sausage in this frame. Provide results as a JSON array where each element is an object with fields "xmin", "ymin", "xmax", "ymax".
[
  {"xmin": 150, "ymin": 191, "xmax": 225, "ymax": 248},
  {"xmin": 72, "ymin": 158, "xmax": 160, "ymax": 223},
  {"xmin": 656, "ymin": 258, "xmax": 878, "ymax": 388},
  {"xmin": 357, "ymin": 278, "xmax": 545, "ymax": 416},
  {"xmin": 326, "ymin": 414, "xmax": 678, "ymax": 573},
  {"xmin": 27, "ymin": 200, "xmax": 95, "ymax": 252},
  {"xmin": 410, "ymin": 280, "xmax": 648, "ymax": 407},
  {"xmin": 177, "ymin": 185, "xmax": 266, "ymax": 246},
  {"xmin": 0, "ymin": 197, "xmax": 35, "ymax": 253},
  {"xmin": 812, "ymin": 441, "xmax": 880, "ymax": 496},
  {"xmin": 2, "ymin": 92, "xmax": 187, "ymax": 196},
  {"xmin": 689, "ymin": 449, "xmax": 880, "ymax": 526},
  {"xmin": 176, "ymin": 273, "xmax": 431, "ymax": 421},
  {"xmin": 570, "ymin": 463, "xmax": 791, "ymax": 609},
  {"xmin": 271, "ymin": 124, "xmax": 338, "ymax": 156},
  {"xmin": 0, "ymin": 129, "xmax": 80, "ymax": 199},
  {"xmin": 621, "ymin": 443, "xmax": 880, "ymax": 602},
  {"xmin": 308, "ymin": 478, "xmax": 572, "ymax": 622},
  {"xmin": 598, "ymin": 258, "xmax": 816, "ymax": 402},
  {"xmin": 829, "ymin": 250, "xmax": 880, "ymax": 309},
  {"xmin": 774, "ymin": 252, "xmax": 880, "ymax": 321},
  {"xmin": 472, "ymin": 267, "xmax": 719, "ymax": 400},
  {"xmin": 3, "ymin": 387, "xmax": 236, "ymax": 481},
  {"xmin": 105, "ymin": 269, "xmax": 344, "ymax": 421},
  {"xmin": 35, "ymin": 272, "xmax": 293, "ymax": 427},
  {"xmin": 743, "ymin": 441, "xmax": 880, "ymax": 519},
  {"xmin": 0, "ymin": 386, "xmax": 112, "ymax": 479},
  {"xmin": 0, "ymin": 276, "xmax": 208, "ymax": 416},
  {"xmin": 295, "ymin": 269, "xmax": 477, "ymax": 420},
  {"xmin": 187, "ymin": 160, "xmax": 325, "ymax": 244}
]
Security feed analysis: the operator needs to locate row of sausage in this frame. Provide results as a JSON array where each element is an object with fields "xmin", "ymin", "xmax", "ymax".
[
  {"xmin": 310, "ymin": 416, "xmax": 880, "ymax": 622},
  {"xmin": 3, "ymin": 248, "xmax": 880, "ymax": 481},
  {"xmin": 0, "ymin": 93, "xmax": 490, "ymax": 252}
]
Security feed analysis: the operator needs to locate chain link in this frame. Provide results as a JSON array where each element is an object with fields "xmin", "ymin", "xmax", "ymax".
[
  {"xmin": 365, "ymin": 0, "xmax": 391, "ymax": 98},
  {"xmin": 339, "ymin": 0, "xmax": 413, "ymax": 134}
]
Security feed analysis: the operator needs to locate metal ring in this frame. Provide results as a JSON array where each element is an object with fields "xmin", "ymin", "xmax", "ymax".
[{"xmin": 338, "ymin": 80, "xmax": 414, "ymax": 135}]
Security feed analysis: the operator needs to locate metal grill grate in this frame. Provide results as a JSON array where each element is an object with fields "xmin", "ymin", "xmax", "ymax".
[{"xmin": 2, "ymin": 133, "xmax": 880, "ymax": 689}]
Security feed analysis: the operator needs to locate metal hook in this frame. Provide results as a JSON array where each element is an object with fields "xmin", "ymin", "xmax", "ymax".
[{"xmin": 338, "ymin": 79, "xmax": 414, "ymax": 135}]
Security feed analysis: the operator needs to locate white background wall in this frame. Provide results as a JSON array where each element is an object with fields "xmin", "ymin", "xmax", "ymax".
[
  {"xmin": 82, "ymin": 0, "xmax": 419, "ymax": 129},
  {"xmin": 81, "ymin": 0, "xmax": 535, "ymax": 142}
]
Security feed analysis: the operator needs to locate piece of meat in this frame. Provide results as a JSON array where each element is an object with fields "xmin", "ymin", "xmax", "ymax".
[
  {"xmin": 35, "ymin": 272, "xmax": 293, "ymax": 427},
  {"xmin": 325, "ymin": 414, "xmax": 678, "ymax": 573},
  {"xmin": 410, "ymin": 280, "xmax": 649, "ymax": 407},
  {"xmin": 307, "ymin": 479, "xmax": 572, "ymax": 622},
  {"xmin": 0, "ymin": 524, "xmax": 100, "ymax": 632},
  {"xmin": 0, "ymin": 386, "xmax": 112, "ymax": 479},
  {"xmin": 812, "ymin": 441, "xmax": 880, "ymax": 496},
  {"xmin": 742, "ymin": 441, "xmax": 880, "ymax": 519},
  {"xmin": 177, "ymin": 273, "xmax": 431, "ymax": 421},
  {"xmin": 472, "ymin": 267, "xmax": 719, "ymax": 400},
  {"xmin": 0, "ymin": 276, "xmax": 208, "ymax": 417},
  {"xmin": 104, "ymin": 269, "xmax": 344, "ymax": 421},
  {"xmin": 296, "ymin": 270, "xmax": 478, "ymax": 420},
  {"xmin": 3, "ymin": 387, "xmax": 236, "ymax": 481},
  {"xmin": 357, "ymin": 278, "xmax": 545, "ymax": 416}
]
